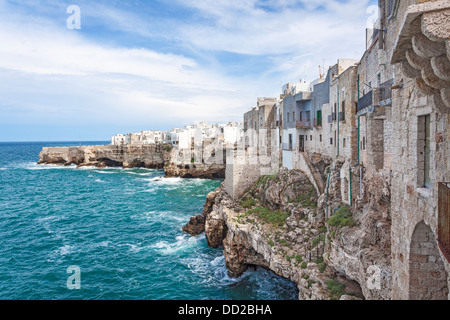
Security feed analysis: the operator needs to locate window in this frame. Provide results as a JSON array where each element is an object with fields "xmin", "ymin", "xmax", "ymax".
[
  {"xmin": 310, "ymin": 135, "xmax": 313, "ymax": 141},
  {"xmin": 300, "ymin": 112, "xmax": 303, "ymax": 121},
  {"xmin": 320, "ymin": 135, "xmax": 323, "ymax": 143},
  {"xmin": 293, "ymin": 112, "xmax": 295, "ymax": 122},
  {"xmin": 343, "ymin": 138, "xmax": 346, "ymax": 148},
  {"xmin": 287, "ymin": 113, "xmax": 290, "ymax": 123},
  {"xmin": 330, "ymin": 138, "xmax": 333, "ymax": 145},
  {"xmin": 363, "ymin": 137, "xmax": 366, "ymax": 150}
]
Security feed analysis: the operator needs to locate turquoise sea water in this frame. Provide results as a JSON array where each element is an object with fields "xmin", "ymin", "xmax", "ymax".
[{"xmin": 0, "ymin": 142, "xmax": 298, "ymax": 300}]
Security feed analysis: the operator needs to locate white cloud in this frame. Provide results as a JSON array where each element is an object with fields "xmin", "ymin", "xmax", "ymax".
[
  {"xmin": 0, "ymin": 0, "xmax": 376, "ymax": 139},
  {"xmin": 0, "ymin": 6, "xmax": 257, "ymax": 130}
]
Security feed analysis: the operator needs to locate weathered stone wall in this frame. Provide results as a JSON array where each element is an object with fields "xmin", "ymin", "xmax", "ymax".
[{"xmin": 386, "ymin": 0, "xmax": 450, "ymax": 300}]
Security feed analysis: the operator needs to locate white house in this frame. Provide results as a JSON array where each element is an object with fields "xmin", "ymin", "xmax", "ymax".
[{"xmin": 111, "ymin": 134, "xmax": 126, "ymax": 146}]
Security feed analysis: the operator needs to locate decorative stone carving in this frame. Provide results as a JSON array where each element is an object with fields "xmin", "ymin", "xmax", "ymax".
[
  {"xmin": 431, "ymin": 55, "xmax": 450, "ymax": 81},
  {"xmin": 391, "ymin": 2, "xmax": 450, "ymax": 113}
]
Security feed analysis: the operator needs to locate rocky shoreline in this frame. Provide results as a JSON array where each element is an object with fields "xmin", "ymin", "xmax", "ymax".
[
  {"xmin": 37, "ymin": 144, "xmax": 226, "ymax": 179},
  {"xmin": 183, "ymin": 161, "xmax": 392, "ymax": 300}
]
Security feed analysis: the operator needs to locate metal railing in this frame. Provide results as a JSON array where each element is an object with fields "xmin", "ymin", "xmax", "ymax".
[
  {"xmin": 438, "ymin": 182, "xmax": 450, "ymax": 263},
  {"xmin": 358, "ymin": 90, "xmax": 373, "ymax": 112},
  {"xmin": 379, "ymin": 79, "xmax": 394, "ymax": 106},
  {"xmin": 296, "ymin": 120, "xmax": 313, "ymax": 129},
  {"xmin": 314, "ymin": 118, "xmax": 322, "ymax": 127}
]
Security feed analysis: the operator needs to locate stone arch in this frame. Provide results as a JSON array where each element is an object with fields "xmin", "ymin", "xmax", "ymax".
[{"xmin": 409, "ymin": 221, "xmax": 449, "ymax": 300}]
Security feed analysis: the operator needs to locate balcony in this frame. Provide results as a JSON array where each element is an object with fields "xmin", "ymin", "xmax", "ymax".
[
  {"xmin": 314, "ymin": 118, "xmax": 322, "ymax": 127},
  {"xmin": 358, "ymin": 90, "xmax": 373, "ymax": 113},
  {"xmin": 296, "ymin": 120, "xmax": 313, "ymax": 129},
  {"xmin": 438, "ymin": 182, "xmax": 450, "ymax": 263},
  {"xmin": 379, "ymin": 79, "xmax": 394, "ymax": 106},
  {"xmin": 282, "ymin": 143, "xmax": 293, "ymax": 151}
]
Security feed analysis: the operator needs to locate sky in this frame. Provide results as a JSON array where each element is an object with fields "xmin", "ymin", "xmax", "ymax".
[{"xmin": 0, "ymin": 0, "xmax": 378, "ymax": 141}]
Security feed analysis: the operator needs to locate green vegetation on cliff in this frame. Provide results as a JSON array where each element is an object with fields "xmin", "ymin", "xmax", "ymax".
[
  {"xmin": 247, "ymin": 207, "xmax": 290, "ymax": 227},
  {"xmin": 327, "ymin": 205, "xmax": 355, "ymax": 228}
]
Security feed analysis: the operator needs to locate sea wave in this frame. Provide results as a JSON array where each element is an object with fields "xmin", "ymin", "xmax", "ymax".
[
  {"xmin": 19, "ymin": 162, "xmax": 77, "ymax": 170},
  {"xmin": 151, "ymin": 235, "xmax": 203, "ymax": 255}
]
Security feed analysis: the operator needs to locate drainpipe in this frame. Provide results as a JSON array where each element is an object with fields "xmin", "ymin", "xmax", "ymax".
[
  {"xmin": 326, "ymin": 165, "xmax": 337, "ymax": 219},
  {"xmin": 337, "ymin": 84, "xmax": 340, "ymax": 157},
  {"xmin": 444, "ymin": 116, "xmax": 447, "ymax": 182},
  {"xmin": 349, "ymin": 74, "xmax": 362, "ymax": 207}
]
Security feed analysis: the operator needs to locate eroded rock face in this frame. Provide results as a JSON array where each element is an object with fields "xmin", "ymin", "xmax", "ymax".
[
  {"xmin": 182, "ymin": 189, "xmax": 219, "ymax": 236},
  {"xmin": 38, "ymin": 145, "xmax": 170, "ymax": 169},
  {"xmin": 188, "ymin": 163, "xmax": 393, "ymax": 300},
  {"xmin": 164, "ymin": 163, "xmax": 225, "ymax": 180},
  {"xmin": 248, "ymin": 168, "xmax": 318, "ymax": 211},
  {"xmin": 38, "ymin": 144, "xmax": 226, "ymax": 179}
]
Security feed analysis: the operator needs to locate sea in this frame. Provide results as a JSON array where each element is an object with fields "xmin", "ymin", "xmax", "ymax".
[{"xmin": 0, "ymin": 141, "xmax": 298, "ymax": 300}]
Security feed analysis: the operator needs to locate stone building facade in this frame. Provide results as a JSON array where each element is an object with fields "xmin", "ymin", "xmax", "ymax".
[{"xmin": 223, "ymin": 0, "xmax": 450, "ymax": 300}]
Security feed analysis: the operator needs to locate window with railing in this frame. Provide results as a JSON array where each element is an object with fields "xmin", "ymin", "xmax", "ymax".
[
  {"xmin": 379, "ymin": 79, "xmax": 394, "ymax": 105},
  {"xmin": 314, "ymin": 118, "xmax": 322, "ymax": 127},
  {"xmin": 438, "ymin": 182, "xmax": 450, "ymax": 263}
]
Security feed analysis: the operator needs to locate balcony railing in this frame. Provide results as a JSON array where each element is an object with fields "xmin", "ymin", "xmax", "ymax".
[
  {"xmin": 358, "ymin": 90, "xmax": 373, "ymax": 112},
  {"xmin": 379, "ymin": 79, "xmax": 394, "ymax": 106},
  {"xmin": 314, "ymin": 118, "xmax": 322, "ymax": 127},
  {"xmin": 438, "ymin": 182, "xmax": 450, "ymax": 263},
  {"xmin": 296, "ymin": 120, "xmax": 313, "ymax": 129}
]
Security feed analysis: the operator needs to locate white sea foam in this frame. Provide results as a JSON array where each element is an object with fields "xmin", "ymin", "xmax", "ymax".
[
  {"xmin": 56, "ymin": 245, "xmax": 75, "ymax": 256},
  {"xmin": 21, "ymin": 162, "xmax": 76, "ymax": 170},
  {"xmin": 94, "ymin": 170, "xmax": 116, "ymax": 174},
  {"xmin": 136, "ymin": 210, "xmax": 188, "ymax": 224},
  {"xmin": 151, "ymin": 235, "xmax": 202, "ymax": 255},
  {"xmin": 95, "ymin": 179, "xmax": 106, "ymax": 183}
]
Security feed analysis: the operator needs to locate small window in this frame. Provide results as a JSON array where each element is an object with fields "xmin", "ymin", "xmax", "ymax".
[
  {"xmin": 343, "ymin": 138, "xmax": 346, "ymax": 148},
  {"xmin": 310, "ymin": 135, "xmax": 313, "ymax": 141},
  {"xmin": 330, "ymin": 138, "xmax": 333, "ymax": 145},
  {"xmin": 320, "ymin": 135, "xmax": 323, "ymax": 143}
]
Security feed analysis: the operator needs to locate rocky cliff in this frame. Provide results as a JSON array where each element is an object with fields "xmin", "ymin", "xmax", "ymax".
[
  {"xmin": 184, "ymin": 160, "xmax": 392, "ymax": 300},
  {"xmin": 38, "ymin": 145, "xmax": 170, "ymax": 169},
  {"xmin": 38, "ymin": 144, "xmax": 226, "ymax": 179}
]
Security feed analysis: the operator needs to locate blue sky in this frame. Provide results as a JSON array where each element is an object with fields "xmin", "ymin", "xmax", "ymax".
[{"xmin": 0, "ymin": 0, "xmax": 377, "ymax": 141}]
